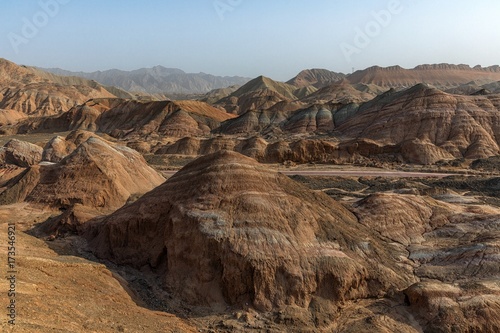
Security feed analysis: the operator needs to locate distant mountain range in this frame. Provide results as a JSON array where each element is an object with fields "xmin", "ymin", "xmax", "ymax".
[
  {"xmin": 38, "ymin": 63, "xmax": 500, "ymax": 97},
  {"xmin": 40, "ymin": 66, "xmax": 252, "ymax": 95},
  {"xmin": 3, "ymin": 57, "xmax": 500, "ymax": 166}
]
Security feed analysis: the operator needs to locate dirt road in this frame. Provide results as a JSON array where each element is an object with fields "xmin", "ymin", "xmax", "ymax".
[{"xmin": 162, "ymin": 169, "xmax": 458, "ymax": 178}]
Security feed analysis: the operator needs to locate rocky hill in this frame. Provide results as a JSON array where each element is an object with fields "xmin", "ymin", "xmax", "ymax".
[{"xmin": 87, "ymin": 151, "xmax": 413, "ymax": 312}]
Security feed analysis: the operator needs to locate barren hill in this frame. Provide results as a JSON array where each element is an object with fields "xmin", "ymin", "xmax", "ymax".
[
  {"xmin": 87, "ymin": 150, "xmax": 413, "ymax": 312},
  {"xmin": 300, "ymin": 80, "xmax": 380, "ymax": 104},
  {"xmin": 228, "ymin": 75, "xmax": 299, "ymax": 100},
  {"xmin": 0, "ymin": 58, "xmax": 119, "ymax": 116},
  {"xmin": 0, "ymin": 134, "xmax": 164, "ymax": 209},
  {"xmin": 199, "ymin": 85, "xmax": 241, "ymax": 104},
  {"xmin": 335, "ymin": 84, "xmax": 500, "ymax": 163},
  {"xmin": 160, "ymin": 83, "xmax": 500, "ymax": 164},
  {"xmin": 7, "ymin": 98, "xmax": 236, "ymax": 139},
  {"xmin": 216, "ymin": 76, "xmax": 308, "ymax": 115}
]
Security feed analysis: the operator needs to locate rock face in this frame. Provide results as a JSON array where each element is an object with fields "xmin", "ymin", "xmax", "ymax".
[
  {"xmin": 42, "ymin": 136, "xmax": 77, "ymax": 163},
  {"xmin": 0, "ymin": 108, "xmax": 26, "ymax": 126},
  {"xmin": 156, "ymin": 136, "xmax": 396, "ymax": 165},
  {"xmin": 0, "ymin": 135, "xmax": 164, "ymax": 209},
  {"xmin": 353, "ymin": 193, "xmax": 500, "ymax": 333},
  {"xmin": 87, "ymin": 151, "xmax": 413, "ymax": 311},
  {"xmin": 1, "ymin": 139, "xmax": 43, "ymax": 167},
  {"xmin": 283, "ymin": 104, "xmax": 337, "ymax": 133},
  {"xmin": 217, "ymin": 109, "xmax": 290, "ymax": 134}
]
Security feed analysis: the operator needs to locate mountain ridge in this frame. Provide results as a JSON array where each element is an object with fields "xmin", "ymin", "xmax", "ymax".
[
  {"xmin": 40, "ymin": 65, "xmax": 252, "ymax": 95},
  {"xmin": 347, "ymin": 63, "xmax": 500, "ymax": 88}
]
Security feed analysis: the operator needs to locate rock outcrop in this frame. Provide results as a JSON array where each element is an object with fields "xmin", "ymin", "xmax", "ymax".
[
  {"xmin": 42, "ymin": 136, "xmax": 77, "ymax": 163},
  {"xmin": 354, "ymin": 193, "xmax": 500, "ymax": 333},
  {"xmin": 0, "ymin": 207, "xmax": 197, "ymax": 333},
  {"xmin": 1, "ymin": 139, "xmax": 43, "ymax": 167},
  {"xmin": 87, "ymin": 151, "xmax": 414, "ymax": 311}
]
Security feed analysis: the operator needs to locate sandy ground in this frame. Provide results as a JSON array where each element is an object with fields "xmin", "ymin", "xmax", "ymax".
[{"xmin": 0, "ymin": 203, "xmax": 196, "ymax": 333}]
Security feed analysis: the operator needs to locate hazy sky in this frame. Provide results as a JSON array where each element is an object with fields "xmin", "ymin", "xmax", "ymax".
[{"xmin": 1, "ymin": 0, "xmax": 500, "ymax": 80}]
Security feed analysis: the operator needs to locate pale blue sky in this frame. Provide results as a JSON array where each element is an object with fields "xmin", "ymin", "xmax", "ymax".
[{"xmin": 1, "ymin": 0, "xmax": 499, "ymax": 80}]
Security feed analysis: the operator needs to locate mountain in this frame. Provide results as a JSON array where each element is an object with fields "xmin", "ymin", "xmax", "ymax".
[
  {"xmin": 40, "ymin": 66, "xmax": 252, "ymax": 94},
  {"xmin": 347, "ymin": 64, "xmax": 500, "ymax": 89},
  {"xmin": 287, "ymin": 68, "xmax": 346, "ymax": 88},
  {"xmin": 287, "ymin": 64, "xmax": 500, "ymax": 91}
]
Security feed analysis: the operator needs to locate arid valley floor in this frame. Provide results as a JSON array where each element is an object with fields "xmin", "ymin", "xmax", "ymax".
[{"xmin": 1, "ymin": 58, "xmax": 500, "ymax": 332}]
